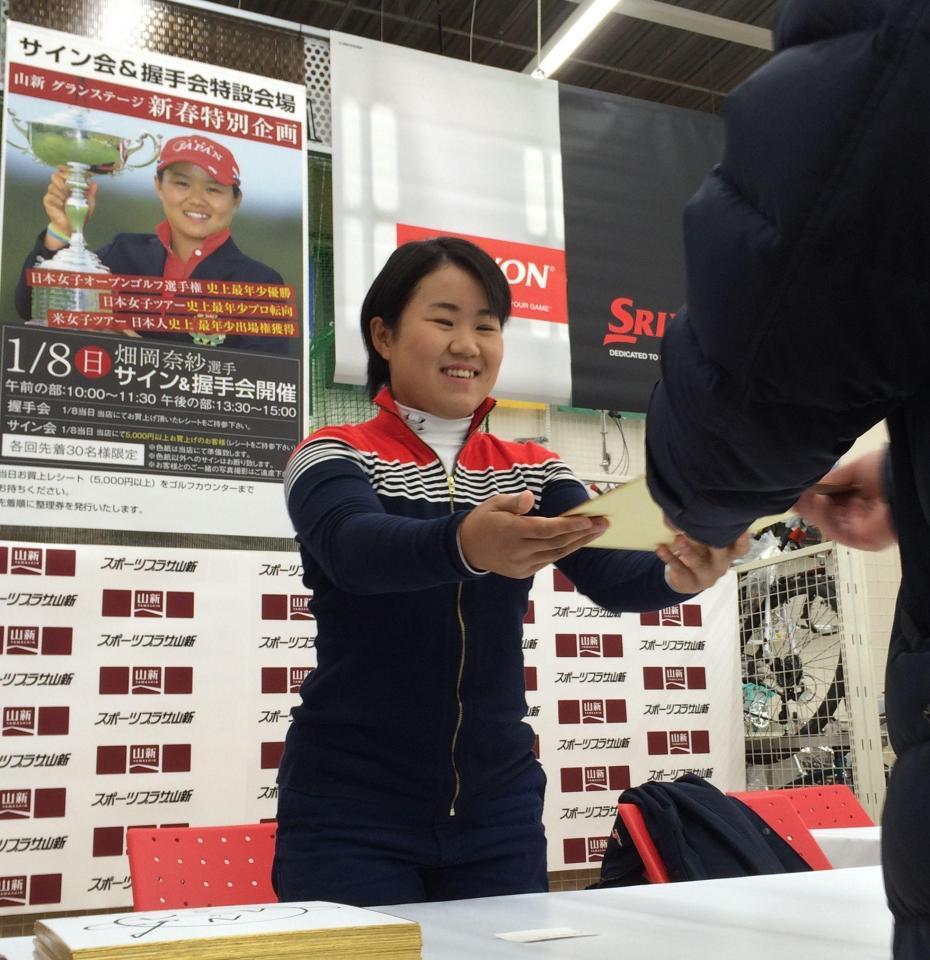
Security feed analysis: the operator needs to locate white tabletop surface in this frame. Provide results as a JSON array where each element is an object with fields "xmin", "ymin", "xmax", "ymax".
[
  {"xmin": 0, "ymin": 935, "xmax": 31, "ymax": 960},
  {"xmin": 812, "ymin": 826, "xmax": 882, "ymax": 869},
  {"xmin": 385, "ymin": 866, "xmax": 891, "ymax": 960},
  {"xmin": 0, "ymin": 867, "xmax": 892, "ymax": 960}
]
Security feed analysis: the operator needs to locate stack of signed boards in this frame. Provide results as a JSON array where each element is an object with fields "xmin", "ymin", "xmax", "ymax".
[{"xmin": 33, "ymin": 902, "xmax": 422, "ymax": 960}]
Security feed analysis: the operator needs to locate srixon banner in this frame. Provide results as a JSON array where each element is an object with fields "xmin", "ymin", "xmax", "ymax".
[{"xmin": 559, "ymin": 85, "xmax": 723, "ymax": 413}]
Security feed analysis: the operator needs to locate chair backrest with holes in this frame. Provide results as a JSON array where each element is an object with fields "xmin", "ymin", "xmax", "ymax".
[
  {"xmin": 126, "ymin": 822, "xmax": 277, "ymax": 910},
  {"xmin": 727, "ymin": 792, "xmax": 833, "ymax": 870},
  {"xmin": 775, "ymin": 785, "xmax": 874, "ymax": 828}
]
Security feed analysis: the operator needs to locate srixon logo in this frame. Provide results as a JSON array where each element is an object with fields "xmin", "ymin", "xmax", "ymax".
[
  {"xmin": 640, "ymin": 604, "xmax": 702, "ymax": 627},
  {"xmin": 0, "ymin": 626, "xmax": 73, "ymax": 655},
  {"xmin": 396, "ymin": 223, "xmax": 568, "ymax": 324},
  {"xmin": 558, "ymin": 699, "xmax": 627, "ymax": 724},
  {"xmin": 0, "ymin": 788, "xmax": 66, "ymax": 820},
  {"xmin": 647, "ymin": 730, "xmax": 711, "ymax": 755},
  {"xmin": 95, "ymin": 744, "xmax": 192, "ymax": 774},
  {"xmin": 602, "ymin": 297, "xmax": 675, "ymax": 346},
  {"xmin": 101, "ymin": 590, "xmax": 194, "ymax": 618},
  {"xmin": 560, "ymin": 765, "xmax": 630, "ymax": 793},
  {"xmin": 556, "ymin": 633, "xmax": 623, "ymax": 658},
  {"xmin": 261, "ymin": 666, "xmax": 314, "ymax": 694},
  {"xmin": 98, "ymin": 666, "xmax": 194, "ymax": 695},
  {"xmin": 0, "ymin": 547, "xmax": 76, "ymax": 576},
  {"xmin": 0, "ymin": 873, "xmax": 62, "ymax": 907},
  {"xmin": 563, "ymin": 836, "xmax": 610, "ymax": 864},
  {"xmin": 2, "ymin": 706, "xmax": 69, "ymax": 736},
  {"xmin": 261, "ymin": 594, "xmax": 314, "ymax": 621},
  {"xmin": 643, "ymin": 666, "xmax": 707, "ymax": 690}
]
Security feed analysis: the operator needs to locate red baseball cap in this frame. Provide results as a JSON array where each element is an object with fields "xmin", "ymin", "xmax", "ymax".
[{"xmin": 157, "ymin": 135, "xmax": 241, "ymax": 186}]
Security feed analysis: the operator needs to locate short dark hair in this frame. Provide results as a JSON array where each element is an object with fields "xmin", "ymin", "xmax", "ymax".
[{"xmin": 361, "ymin": 236, "xmax": 511, "ymax": 399}]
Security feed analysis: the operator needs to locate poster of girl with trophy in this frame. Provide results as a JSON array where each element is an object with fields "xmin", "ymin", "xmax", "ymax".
[{"xmin": 0, "ymin": 21, "xmax": 309, "ymax": 537}]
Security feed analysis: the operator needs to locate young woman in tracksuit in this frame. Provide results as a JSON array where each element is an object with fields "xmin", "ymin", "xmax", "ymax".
[{"xmin": 273, "ymin": 236, "xmax": 742, "ymax": 906}]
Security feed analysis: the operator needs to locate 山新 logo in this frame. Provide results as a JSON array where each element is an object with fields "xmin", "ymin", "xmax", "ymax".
[
  {"xmin": 2, "ymin": 706, "xmax": 70, "ymax": 737},
  {"xmin": 98, "ymin": 666, "xmax": 194, "ymax": 695},
  {"xmin": 647, "ymin": 730, "xmax": 711, "ymax": 755},
  {"xmin": 602, "ymin": 297, "xmax": 675, "ymax": 347},
  {"xmin": 95, "ymin": 743, "xmax": 192, "ymax": 774},
  {"xmin": 642, "ymin": 666, "xmax": 706, "ymax": 690},
  {"xmin": 0, "ymin": 873, "xmax": 61, "ymax": 907},
  {"xmin": 563, "ymin": 836, "xmax": 610, "ymax": 864},
  {"xmin": 560, "ymin": 765, "xmax": 630, "ymax": 793},
  {"xmin": 261, "ymin": 594, "xmax": 314, "ymax": 621},
  {"xmin": 396, "ymin": 224, "xmax": 568, "ymax": 325},
  {"xmin": 101, "ymin": 589, "xmax": 195, "ymax": 618},
  {"xmin": 0, "ymin": 546, "xmax": 76, "ymax": 576},
  {"xmin": 556, "ymin": 633, "xmax": 623, "ymax": 658},
  {"xmin": 640, "ymin": 604, "xmax": 702, "ymax": 627},
  {"xmin": 261, "ymin": 666, "xmax": 314, "ymax": 694},
  {"xmin": 558, "ymin": 699, "xmax": 627, "ymax": 724},
  {"xmin": 0, "ymin": 626, "xmax": 73, "ymax": 655},
  {"xmin": 0, "ymin": 788, "xmax": 66, "ymax": 820}
]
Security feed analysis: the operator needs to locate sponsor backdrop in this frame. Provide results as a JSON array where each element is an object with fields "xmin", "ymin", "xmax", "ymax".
[
  {"xmin": 330, "ymin": 33, "xmax": 572, "ymax": 405},
  {"xmin": 329, "ymin": 35, "xmax": 723, "ymax": 414},
  {"xmin": 0, "ymin": 22, "xmax": 309, "ymax": 536},
  {"xmin": 0, "ymin": 541, "xmax": 740, "ymax": 914},
  {"xmin": 559, "ymin": 86, "xmax": 723, "ymax": 413}
]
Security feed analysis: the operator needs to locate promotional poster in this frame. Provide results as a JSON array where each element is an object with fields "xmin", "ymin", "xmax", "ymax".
[{"xmin": 0, "ymin": 22, "xmax": 309, "ymax": 536}]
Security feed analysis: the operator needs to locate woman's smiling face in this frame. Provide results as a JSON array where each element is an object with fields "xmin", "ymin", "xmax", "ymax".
[
  {"xmin": 155, "ymin": 161, "xmax": 241, "ymax": 250},
  {"xmin": 370, "ymin": 263, "xmax": 504, "ymax": 420}
]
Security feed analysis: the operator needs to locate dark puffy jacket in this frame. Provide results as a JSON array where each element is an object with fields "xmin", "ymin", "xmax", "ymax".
[{"xmin": 645, "ymin": 2, "xmax": 930, "ymax": 955}]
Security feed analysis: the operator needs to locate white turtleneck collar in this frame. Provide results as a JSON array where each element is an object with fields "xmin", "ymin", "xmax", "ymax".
[{"xmin": 395, "ymin": 401, "xmax": 472, "ymax": 475}]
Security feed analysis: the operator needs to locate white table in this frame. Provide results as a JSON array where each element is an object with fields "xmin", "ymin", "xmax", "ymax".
[
  {"xmin": 0, "ymin": 936, "xmax": 31, "ymax": 960},
  {"xmin": 0, "ymin": 868, "xmax": 892, "ymax": 960},
  {"xmin": 386, "ymin": 866, "xmax": 891, "ymax": 960},
  {"xmin": 813, "ymin": 826, "xmax": 882, "ymax": 869}
]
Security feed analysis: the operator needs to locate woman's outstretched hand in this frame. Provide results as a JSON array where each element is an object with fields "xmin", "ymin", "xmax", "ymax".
[{"xmin": 459, "ymin": 490, "xmax": 609, "ymax": 579}]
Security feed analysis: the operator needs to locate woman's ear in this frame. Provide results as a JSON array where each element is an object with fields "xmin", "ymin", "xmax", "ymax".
[{"xmin": 370, "ymin": 316, "xmax": 393, "ymax": 361}]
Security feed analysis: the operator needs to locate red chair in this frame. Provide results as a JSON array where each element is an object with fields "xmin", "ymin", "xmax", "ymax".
[
  {"xmin": 126, "ymin": 822, "xmax": 277, "ymax": 910},
  {"xmin": 727, "ymin": 791, "xmax": 832, "ymax": 870},
  {"xmin": 616, "ymin": 802, "xmax": 670, "ymax": 883},
  {"xmin": 773, "ymin": 785, "xmax": 874, "ymax": 828}
]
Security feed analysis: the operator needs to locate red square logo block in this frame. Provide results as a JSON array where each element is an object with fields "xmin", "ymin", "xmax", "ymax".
[
  {"xmin": 164, "ymin": 667, "xmax": 193, "ymax": 694},
  {"xmin": 524, "ymin": 666, "xmax": 537, "ymax": 692},
  {"xmin": 563, "ymin": 838, "xmax": 587, "ymax": 864},
  {"xmin": 44, "ymin": 550, "xmax": 76, "ymax": 577},
  {"xmin": 558, "ymin": 700, "xmax": 581, "ymax": 724},
  {"xmin": 29, "ymin": 874, "xmax": 62, "ymax": 905},
  {"xmin": 33, "ymin": 788, "xmax": 66, "ymax": 818},
  {"xmin": 0, "ymin": 547, "xmax": 7, "ymax": 574},
  {"xmin": 261, "ymin": 594, "xmax": 288, "ymax": 620},
  {"xmin": 553, "ymin": 569, "xmax": 575, "ymax": 593},
  {"xmin": 555, "ymin": 633, "xmax": 578, "ymax": 657},
  {"xmin": 101, "ymin": 590, "xmax": 132, "ymax": 617},
  {"xmin": 162, "ymin": 744, "xmax": 192, "ymax": 772},
  {"xmin": 96, "ymin": 745, "xmax": 128, "ymax": 775},
  {"xmin": 261, "ymin": 667, "xmax": 288, "ymax": 694},
  {"xmin": 261, "ymin": 741, "xmax": 285, "ymax": 770},
  {"xmin": 43, "ymin": 627, "xmax": 73, "ymax": 655},
  {"xmin": 165, "ymin": 592, "xmax": 195, "ymax": 618},
  {"xmin": 92, "ymin": 826, "xmax": 125, "ymax": 858},
  {"xmin": 100, "ymin": 667, "xmax": 130, "ymax": 695},
  {"xmin": 37, "ymin": 707, "xmax": 69, "ymax": 736},
  {"xmin": 523, "ymin": 601, "xmax": 535, "ymax": 625}
]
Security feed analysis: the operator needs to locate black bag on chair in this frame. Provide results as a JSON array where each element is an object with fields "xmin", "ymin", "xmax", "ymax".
[{"xmin": 592, "ymin": 774, "xmax": 812, "ymax": 887}]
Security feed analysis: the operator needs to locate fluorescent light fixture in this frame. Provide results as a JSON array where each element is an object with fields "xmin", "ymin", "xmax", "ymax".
[{"xmin": 532, "ymin": 0, "xmax": 619, "ymax": 79}]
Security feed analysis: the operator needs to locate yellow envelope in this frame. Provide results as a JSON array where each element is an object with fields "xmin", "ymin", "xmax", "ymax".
[{"xmin": 563, "ymin": 476, "xmax": 794, "ymax": 551}]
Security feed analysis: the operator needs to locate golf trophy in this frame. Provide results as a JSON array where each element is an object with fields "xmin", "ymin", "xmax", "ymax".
[{"xmin": 7, "ymin": 108, "xmax": 160, "ymax": 324}]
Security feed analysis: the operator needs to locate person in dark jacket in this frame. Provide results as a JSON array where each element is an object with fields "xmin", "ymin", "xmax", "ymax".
[
  {"xmin": 273, "ymin": 236, "xmax": 743, "ymax": 908},
  {"xmin": 15, "ymin": 134, "xmax": 295, "ymax": 354},
  {"xmin": 644, "ymin": 1, "xmax": 930, "ymax": 955}
]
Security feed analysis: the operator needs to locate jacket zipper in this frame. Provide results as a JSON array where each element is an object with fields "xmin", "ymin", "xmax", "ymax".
[{"xmin": 447, "ymin": 470, "xmax": 466, "ymax": 816}]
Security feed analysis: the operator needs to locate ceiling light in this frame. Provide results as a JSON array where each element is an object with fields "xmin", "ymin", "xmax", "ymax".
[{"xmin": 532, "ymin": 0, "xmax": 619, "ymax": 79}]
